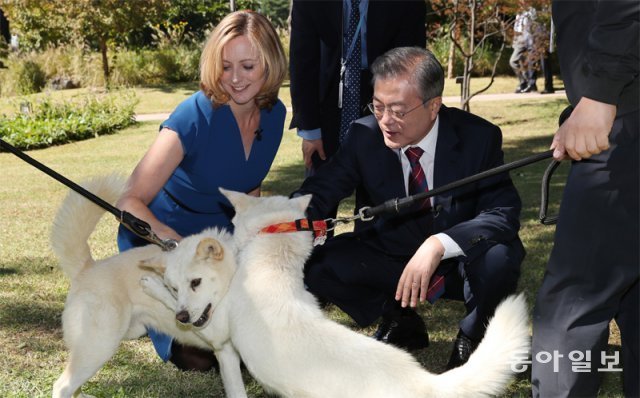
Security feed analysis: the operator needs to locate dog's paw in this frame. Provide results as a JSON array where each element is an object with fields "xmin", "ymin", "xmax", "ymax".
[{"xmin": 139, "ymin": 274, "xmax": 165, "ymax": 294}]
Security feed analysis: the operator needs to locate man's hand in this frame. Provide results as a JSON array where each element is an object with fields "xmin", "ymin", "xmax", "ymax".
[
  {"xmin": 396, "ymin": 236, "xmax": 445, "ymax": 308},
  {"xmin": 551, "ymin": 97, "xmax": 616, "ymax": 161},
  {"xmin": 302, "ymin": 138, "xmax": 326, "ymax": 169}
]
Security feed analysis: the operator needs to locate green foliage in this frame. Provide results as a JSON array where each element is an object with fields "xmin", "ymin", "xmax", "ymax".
[
  {"xmin": 1, "ymin": 0, "xmax": 71, "ymax": 51},
  {"xmin": 155, "ymin": 47, "xmax": 200, "ymax": 83},
  {"xmin": 162, "ymin": 0, "xmax": 238, "ymax": 43},
  {"xmin": 0, "ymin": 91, "xmax": 138, "ymax": 150},
  {"xmin": 257, "ymin": 0, "xmax": 290, "ymax": 29},
  {"xmin": 430, "ymin": 35, "xmax": 512, "ymax": 78},
  {"xmin": 0, "ymin": 47, "xmax": 105, "ymax": 95},
  {"xmin": 3, "ymin": 0, "xmax": 169, "ymax": 51},
  {"xmin": 0, "ymin": 44, "xmax": 202, "ymax": 94},
  {"xmin": 4, "ymin": 0, "xmax": 263, "ymax": 51},
  {"xmin": 7, "ymin": 58, "xmax": 46, "ymax": 95}
]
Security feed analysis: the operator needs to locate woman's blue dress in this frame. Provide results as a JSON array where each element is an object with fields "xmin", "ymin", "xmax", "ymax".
[{"xmin": 118, "ymin": 91, "xmax": 285, "ymax": 360}]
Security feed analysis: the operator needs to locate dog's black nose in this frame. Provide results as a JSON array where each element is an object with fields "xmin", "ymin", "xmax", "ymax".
[{"xmin": 176, "ymin": 310, "xmax": 190, "ymax": 324}]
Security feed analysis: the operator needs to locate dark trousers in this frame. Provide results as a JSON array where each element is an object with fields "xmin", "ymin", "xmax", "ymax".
[
  {"xmin": 532, "ymin": 111, "xmax": 639, "ymax": 398},
  {"xmin": 304, "ymin": 233, "xmax": 523, "ymax": 341},
  {"xmin": 541, "ymin": 51, "xmax": 554, "ymax": 92}
]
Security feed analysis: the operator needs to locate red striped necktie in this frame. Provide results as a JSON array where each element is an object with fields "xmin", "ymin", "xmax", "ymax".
[
  {"xmin": 406, "ymin": 146, "xmax": 431, "ymax": 210},
  {"xmin": 406, "ymin": 146, "xmax": 445, "ymax": 304}
]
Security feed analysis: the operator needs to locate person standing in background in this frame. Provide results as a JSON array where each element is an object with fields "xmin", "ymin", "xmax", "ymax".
[
  {"xmin": 531, "ymin": 1, "xmax": 639, "ymax": 397},
  {"xmin": 509, "ymin": 6, "xmax": 538, "ymax": 93},
  {"xmin": 288, "ymin": 0, "xmax": 426, "ymax": 226}
]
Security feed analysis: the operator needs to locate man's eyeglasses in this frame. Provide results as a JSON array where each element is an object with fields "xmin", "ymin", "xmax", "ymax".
[{"xmin": 367, "ymin": 100, "xmax": 428, "ymax": 121}]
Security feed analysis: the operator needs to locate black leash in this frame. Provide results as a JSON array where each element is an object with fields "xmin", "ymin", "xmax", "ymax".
[
  {"xmin": 539, "ymin": 159, "xmax": 561, "ymax": 225},
  {"xmin": 0, "ymin": 138, "xmax": 178, "ymax": 251},
  {"xmin": 2, "ymin": 134, "xmax": 559, "ymax": 248},
  {"xmin": 355, "ymin": 149, "xmax": 558, "ymax": 222}
]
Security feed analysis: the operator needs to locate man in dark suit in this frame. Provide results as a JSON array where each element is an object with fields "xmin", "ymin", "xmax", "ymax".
[
  {"xmin": 531, "ymin": 1, "xmax": 638, "ymax": 397},
  {"xmin": 295, "ymin": 47, "xmax": 524, "ymax": 369},
  {"xmin": 289, "ymin": 0, "xmax": 426, "ymax": 172}
]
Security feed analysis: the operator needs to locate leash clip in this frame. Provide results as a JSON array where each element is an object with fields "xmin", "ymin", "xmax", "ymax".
[
  {"xmin": 118, "ymin": 210, "xmax": 178, "ymax": 251},
  {"xmin": 325, "ymin": 207, "xmax": 374, "ymax": 232}
]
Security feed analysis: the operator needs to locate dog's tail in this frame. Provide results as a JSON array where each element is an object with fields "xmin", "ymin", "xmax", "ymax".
[
  {"xmin": 51, "ymin": 174, "xmax": 126, "ymax": 280},
  {"xmin": 430, "ymin": 294, "xmax": 530, "ymax": 397}
]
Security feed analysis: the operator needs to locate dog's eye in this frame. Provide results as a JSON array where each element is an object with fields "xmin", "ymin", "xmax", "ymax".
[{"xmin": 190, "ymin": 278, "xmax": 201, "ymax": 290}]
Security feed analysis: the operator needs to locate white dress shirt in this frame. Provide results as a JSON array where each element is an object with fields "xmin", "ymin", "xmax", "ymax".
[{"xmin": 397, "ymin": 116, "xmax": 464, "ymax": 259}]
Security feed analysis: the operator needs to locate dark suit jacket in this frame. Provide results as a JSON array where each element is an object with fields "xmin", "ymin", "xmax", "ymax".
[
  {"xmin": 289, "ymin": 0, "xmax": 426, "ymax": 159},
  {"xmin": 296, "ymin": 106, "xmax": 524, "ymax": 261}
]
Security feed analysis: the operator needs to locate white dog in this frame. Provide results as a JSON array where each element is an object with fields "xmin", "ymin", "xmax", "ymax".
[
  {"xmin": 142, "ymin": 189, "xmax": 531, "ymax": 398},
  {"xmin": 50, "ymin": 176, "xmax": 245, "ymax": 398}
]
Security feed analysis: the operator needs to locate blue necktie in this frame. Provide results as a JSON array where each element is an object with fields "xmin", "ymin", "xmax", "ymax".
[{"xmin": 338, "ymin": 0, "xmax": 361, "ymax": 144}]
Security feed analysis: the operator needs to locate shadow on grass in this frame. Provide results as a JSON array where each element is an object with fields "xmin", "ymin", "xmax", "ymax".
[
  {"xmin": 262, "ymin": 162, "xmax": 306, "ymax": 196},
  {"xmin": 0, "ymin": 300, "xmax": 63, "ymax": 331},
  {"xmin": 0, "ymin": 267, "xmax": 17, "ymax": 276},
  {"xmin": 0, "ymin": 256, "xmax": 58, "ymax": 275}
]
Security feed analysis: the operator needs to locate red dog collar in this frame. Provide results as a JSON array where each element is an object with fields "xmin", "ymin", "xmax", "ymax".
[{"xmin": 260, "ymin": 219, "xmax": 328, "ymax": 246}]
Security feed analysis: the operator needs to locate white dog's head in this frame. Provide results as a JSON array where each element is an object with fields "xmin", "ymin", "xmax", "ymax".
[
  {"xmin": 220, "ymin": 188, "xmax": 312, "ymax": 246},
  {"xmin": 140, "ymin": 228, "xmax": 237, "ymax": 328}
]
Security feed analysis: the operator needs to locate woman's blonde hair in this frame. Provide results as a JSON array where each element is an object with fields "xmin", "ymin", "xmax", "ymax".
[{"xmin": 200, "ymin": 10, "xmax": 287, "ymax": 110}]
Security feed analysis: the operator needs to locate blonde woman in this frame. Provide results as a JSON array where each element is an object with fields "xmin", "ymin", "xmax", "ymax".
[{"xmin": 116, "ymin": 10, "xmax": 287, "ymax": 371}]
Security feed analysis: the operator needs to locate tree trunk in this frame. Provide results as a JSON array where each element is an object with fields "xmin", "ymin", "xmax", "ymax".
[
  {"xmin": 99, "ymin": 37, "xmax": 110, "ymax": 87},
  {"xmin": 461, "ymin": 58, "xmax": 471, "ymax": 112},
  {"xmin": 447, "ymin": 37, "xmax": 456, "ymax": 79},
  {"xmin": 459, "ymin": 0, "xmax": 476, "ymax": 112}
]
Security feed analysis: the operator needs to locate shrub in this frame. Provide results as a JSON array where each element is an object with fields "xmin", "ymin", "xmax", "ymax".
[
  {"xmin": 0, "ymin": 44, "xmax": 201, "ymax": 94},
  {"xmin": 36, "ymin": 43, "xmax": 105, "ymax": 88},
  {"xmin": 111, "ymin": 50, "xmax": 155, "ymax": 86},
  {"xmin": 154, "ymin": 46, "xmax": 200, "ymax": 83},
  {"xmin": 9, "ymin": 59, "xmax": 46, "ymax": 95},
  {"xmin": 0, "ymin": 91, "xmax": 138, "ymax": 150}
]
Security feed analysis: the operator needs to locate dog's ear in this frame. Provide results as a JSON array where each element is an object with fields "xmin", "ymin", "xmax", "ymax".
[
  {"xmin": 196, "ymin": 237, "xmax": 224, "ymax": 262},
  {"xmin": 139, "ymin": 255, "xmax": 166, "ymax": 275},
  {"xmin": 291, "ymin": 194, "xmax": 312, "ymax": 212},
  {"xmin": 220, "ymin": 188, "xmax": 254, "ymax": 212}
]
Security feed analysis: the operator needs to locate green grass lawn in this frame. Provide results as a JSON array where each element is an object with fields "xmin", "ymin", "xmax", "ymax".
[{"xmin": 0, "ymin": 80, "xmax": 623, "ymax": 398}]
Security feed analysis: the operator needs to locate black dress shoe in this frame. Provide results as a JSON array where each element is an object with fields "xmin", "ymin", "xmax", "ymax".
[
  {"xmin": 374, "ymin": 309, "xmax": 429, "ymax": 351},
  {"xmin": 445, "ymin": 330, "xmax": 480, "ymax": 370},
  {"xmin": 169, "ymin": 342, "xmax": 219, "ymax": 372},
  {"xmin": 540, "ymin": 88, "xmax": 555, "ymax": 94},
  {"xmin": 521, "ymin": 83, "xmax": 538, "ymax": 93}
]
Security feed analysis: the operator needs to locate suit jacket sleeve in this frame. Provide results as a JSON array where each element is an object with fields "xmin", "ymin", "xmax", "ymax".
[
  {"xmin": 439, "ymin": 124, "xmax": 522, "ymax": 262},
  {"xmin": 386, "ymin": 1, "xmax": 427, "ymax": 49},
  {"xmin": 289, "ymin": 0, "xmax": 324, "ymax": 131},
  {"xmin": 293, "ymin": 125, "xmax": 365, "ymax": 219},
  {"xmin": 582, "ymin": 1, "xmax": 639, "ymax": 106}
]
